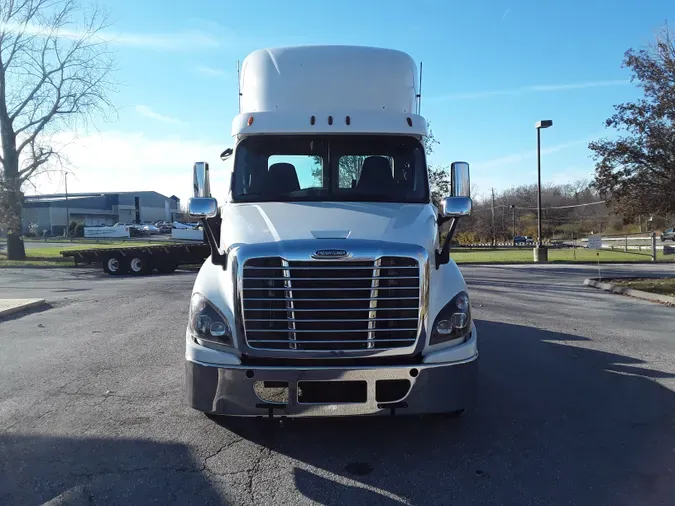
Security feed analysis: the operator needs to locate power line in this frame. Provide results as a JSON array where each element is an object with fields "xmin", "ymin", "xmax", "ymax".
[
  {"xmin": 513, "ymin": 201, "xmax": 607, "ymax": 210},
  {"xmin": 473, "ymin": 200, "xmax": 607, "ymax": 212}
]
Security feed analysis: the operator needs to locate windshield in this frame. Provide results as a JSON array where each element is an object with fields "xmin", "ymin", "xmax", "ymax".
[{"xmin": 231, "ymin": 135, "xmax": 429, "ymax": 203}]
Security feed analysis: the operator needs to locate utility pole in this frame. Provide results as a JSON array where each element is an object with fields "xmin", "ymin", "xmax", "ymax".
[
  {"xmin": 491, "ymin": 188, "xmax": 496, "ymax": 247},
  {"xmin": 510, "ymin": 205, "xmax": 516, "ymax": 245},
  {"xmin": 64, "ymin": 171, "xmax": 70, "ymax": 238}
]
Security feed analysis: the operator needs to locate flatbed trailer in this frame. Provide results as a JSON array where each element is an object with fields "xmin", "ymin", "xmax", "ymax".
[{"xmin": 60, "ymin": 243, "xmax": 211, "ymax": 275}]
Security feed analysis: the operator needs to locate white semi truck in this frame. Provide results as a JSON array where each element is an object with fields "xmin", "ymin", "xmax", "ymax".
[{"xmin": 185, "ymin": 45, "xmax": 477, "ymax": 418}]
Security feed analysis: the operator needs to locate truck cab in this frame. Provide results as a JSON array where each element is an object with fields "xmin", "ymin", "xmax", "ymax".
[{"xmin": 185, "ymin": 45, "xmax": 477, "ymax": 417}]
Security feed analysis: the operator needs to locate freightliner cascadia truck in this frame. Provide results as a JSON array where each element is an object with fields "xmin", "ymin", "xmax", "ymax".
[{"xmin": 185, "ymin": 45, "xmax": 477, "ymax": 418}]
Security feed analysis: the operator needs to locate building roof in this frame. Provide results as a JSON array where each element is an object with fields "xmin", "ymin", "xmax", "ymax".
[{"xmin": 24, "ymin": 190, "xmax": 174, "ymax": 203}]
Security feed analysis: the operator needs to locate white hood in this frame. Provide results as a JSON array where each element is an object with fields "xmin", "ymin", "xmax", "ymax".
[{"xmin": 221, "ymin": 201, "xmax": 437, "ymax": 250}]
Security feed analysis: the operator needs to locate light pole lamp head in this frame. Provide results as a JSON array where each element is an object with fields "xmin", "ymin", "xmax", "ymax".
[{"xmin": 536, "ymin": 120, "xmax": 553, "ymax": 129}]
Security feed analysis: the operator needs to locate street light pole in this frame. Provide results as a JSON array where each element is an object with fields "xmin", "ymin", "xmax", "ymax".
[
  {"xmin": 534, "ymin": 120, "xmax": 553, "ymax": 262},
  {"xmin": 64, "ymin": 171, "xmax": 70, "ymax": 238},
  {"xmin": 536, "ymin": 128, "xmax": 542, "ymax": 246},
  {"xmin": 510, "ymin": 204, "xmax": 516, "ymax": 245}
]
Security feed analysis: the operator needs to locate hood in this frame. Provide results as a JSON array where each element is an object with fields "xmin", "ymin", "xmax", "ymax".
[{"xmin": 221, "ymin": 201, "xmax": 437, "ymax": 248}]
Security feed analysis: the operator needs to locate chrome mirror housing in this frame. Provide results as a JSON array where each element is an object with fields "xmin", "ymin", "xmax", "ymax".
[
  {"xmin": 441, "ymin": 196, "xmax": 472, "ymax": 218},
  {"xmin": 450, "ymin": 161, "xmax": 470, "ymax": 198},
  {"xmin": 193, "ymin": 162, "xmax": 211, "ymax": 198},
  {"xmin": 188, "ymin": 197, "xmax": 218, "ymax": 219}
]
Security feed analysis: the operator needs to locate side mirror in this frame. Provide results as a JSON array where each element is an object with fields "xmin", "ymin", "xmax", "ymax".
[
  {"xmin": 450, "ymin": 161, "xmax": 470, "ymax": 198},
  {"xmin": 193, "ymin": 162, "xmax": 211, "ymax": 198},
  {"xmin": 440, "ymin": 196, "xmax": 472, "ymax": 218},
  {"xmin": 188, "ymin": 197, "xmax": 218, "ymax": 218}
]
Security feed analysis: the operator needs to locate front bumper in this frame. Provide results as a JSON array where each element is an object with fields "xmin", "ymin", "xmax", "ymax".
[{"xmin": 185, "ymin": 329, "xmax": 478, "ymax": 418}]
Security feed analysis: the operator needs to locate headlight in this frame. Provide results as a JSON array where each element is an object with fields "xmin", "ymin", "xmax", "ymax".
[
  {"xmin": 429, "ymin": 291, "xmax": 472, "ymax": 346},
  {"xmin": 188, "ymin": 293, "xmax": 233, "ymax": 346}
]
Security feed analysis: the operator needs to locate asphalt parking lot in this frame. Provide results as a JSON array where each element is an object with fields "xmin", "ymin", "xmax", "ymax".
[{"xmin": 1, "ymin": 264, "xmax": 675, "ymax": 505}]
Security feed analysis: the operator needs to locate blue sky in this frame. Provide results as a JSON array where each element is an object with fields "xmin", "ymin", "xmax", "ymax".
[{"xmin": 33, "ymin": 0, "xmax": 675, "ymax": 203}]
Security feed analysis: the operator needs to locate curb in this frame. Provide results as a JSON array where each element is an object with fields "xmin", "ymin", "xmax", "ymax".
[
  {"xmin": 0, "ymin": 264, "xmax": 74, "ymax": 270},
  {"xmin": 0, "ymin": 298, "xmax": 47, "ymax": 318},
  {"xmin": 583, "ymin": 278, "xmax": 675, "ymax": 306}
]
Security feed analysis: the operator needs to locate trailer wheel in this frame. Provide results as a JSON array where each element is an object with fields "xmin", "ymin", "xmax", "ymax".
[
  {"xmin": 103, "ymin": 255, "xmax": 127, "ymax": 275},
  {"xmin": 128, "ymin": 255, "xmax": 151, "ymax": 275},
  {"xmin": 156, "ymin": 260, "xmax": 179, "ymax": 274}
]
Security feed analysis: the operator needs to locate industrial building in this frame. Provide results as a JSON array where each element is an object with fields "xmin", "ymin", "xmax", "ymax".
[{"xmin": 22, "ymin": 191, "xmax": 181, "ymax": 236}]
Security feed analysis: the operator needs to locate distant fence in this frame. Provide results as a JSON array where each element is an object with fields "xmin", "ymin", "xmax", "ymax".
[{"xmin": 458, "ymin": 232, "xmax": 674, "ymax": 261}]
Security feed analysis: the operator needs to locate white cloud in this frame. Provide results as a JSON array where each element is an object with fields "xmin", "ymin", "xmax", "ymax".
[
  {"xmin": 28, "ymin": 131, "xmax": 229, "ymax": 204},
  {"xmin": 109, "ymin": 31, "xmax": 221, "ymax": 51},
  {"xmin": 475, "ymin": 137, "xmax": 591, "ymax": 170},
  {"xmin": 196, "ymin": 65, "xmax": 229, "ymax": 77},
  {"xmin": 427, "ymin": 79, "xmax": 631, "ymax": 103},
  {"xmin": 0, "ymin": 21, "xmax": 222, "ymax": 51},
  {"xmin": 547, "ymin": 166, "xmax": 594, "ymax": 185},
  {"xmin": 528, "ymin": 80, "xmax": 629, "ymax": 92},
  {"xmin": 135, "ymin": 105, "xmax": 184, "ymax": 125}
]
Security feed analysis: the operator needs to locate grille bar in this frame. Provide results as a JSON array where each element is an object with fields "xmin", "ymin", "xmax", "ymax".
[
  {"xmin": 244, "ymin": 307, "xmax": 419, "ymax": 312},
  {"xmin": 243, "ymin": 286, "xmax": 418, "ymax": 291},
  {"xmin": 248, "ymin": 338, "xmax": 416, "ymax": 344},
  {"xmin": 247, "ymin": 328, "xmax": 418, "ymax": 333},
  {"xmin": 244, "ymin": 276, "xmax": 419, "ymax": 281},
  {"xmin": 242, "ymin": 256, "xmax": 421, "ymax": 352},
  {"xmin": 244, "ymin": 296, "xmax": 418, "ymax": 302},
  {"xmin": 244, "ymin": 266, "xmax": 417, "ymax": 271},
  {"xmin": 246, "ymin": 317, "xmax": 418, "ymax": 322}
]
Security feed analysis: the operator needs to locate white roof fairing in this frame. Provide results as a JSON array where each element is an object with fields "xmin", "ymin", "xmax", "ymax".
[{"xmin": 232, "ymin": 45, "xmax": 428, "ymax": 137}]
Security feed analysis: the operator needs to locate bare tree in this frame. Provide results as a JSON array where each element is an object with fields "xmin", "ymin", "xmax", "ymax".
[{"xmin": 0, "ymin": 0, "xmax": 116, "ymax": 259}]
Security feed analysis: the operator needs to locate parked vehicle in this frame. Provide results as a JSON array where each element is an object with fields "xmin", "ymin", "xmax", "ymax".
[
  {"xmin": 661, "ymin": 228, "xmax": 675, "ymax": 242},
  {"xmin": 141, "ymin": 223, "xmax": 161, "ymax": 235},
  {"xmin": 514, "ymin": 235, "xmax": 534, "ymax": 245},
  {"xmin": 113, "ymin": 222, "xmax": 145, "ymax": 237},
  {"xmin": 184, "ymin": 45, "xmax": 477, "ymax": 419},
  {"xmin": 154, "ymin": 221, "xmax": 173, "ymax": 234},
  {"xmin": 172, "ymin": 221, "xmax": 198, "ymax": 230}
]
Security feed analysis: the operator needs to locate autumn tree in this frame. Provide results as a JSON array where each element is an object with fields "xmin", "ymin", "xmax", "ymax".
[
  {"xmin": 0, "ymin": 0, "xmax": 116, "ymax": 260},
  {"xmin": 589, "ymin": 24, "xmax": 675, "ymax": 221}
]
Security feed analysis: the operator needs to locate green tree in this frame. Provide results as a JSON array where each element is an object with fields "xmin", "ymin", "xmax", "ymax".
[
  {"xmin": 0, "ymin": 0, "xmax": 116, "ymax": 260},
  {"xmin": 589, "ymin": 24, "xmax": 675, "ymax": 220}
]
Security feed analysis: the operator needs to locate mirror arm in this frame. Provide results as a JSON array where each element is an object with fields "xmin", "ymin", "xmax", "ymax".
[
  {"xmin": 201, "ymin": 215, "xmax": 227, "ymax": 268},
  {"xmin": 437, "ymin": 215, "xmax": 453, "ymax": 227},
  {"xmin": 435, "ymin": 217, "xmax": 459, "ymax": 269}
]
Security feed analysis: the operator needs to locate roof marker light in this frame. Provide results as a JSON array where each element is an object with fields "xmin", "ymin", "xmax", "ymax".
[
  {"xmin": 328, "ymin": 115, "xmax": 333, "ymax": 126},
  {"xmin": 406, "ymin": 117, "xmax": 413, "ymax": 127},
  {"xmin": 345, "ymin": 116, "xmax": 351, "ymax": 125},
  {"xmin": 247, "ymin": 116, "xmax": 254, "ymax": 126}
]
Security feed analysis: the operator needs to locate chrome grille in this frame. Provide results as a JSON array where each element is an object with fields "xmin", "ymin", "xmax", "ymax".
[{"xmin": 241, "ymin": 257, "xmax": 421, "ymax": 351}]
